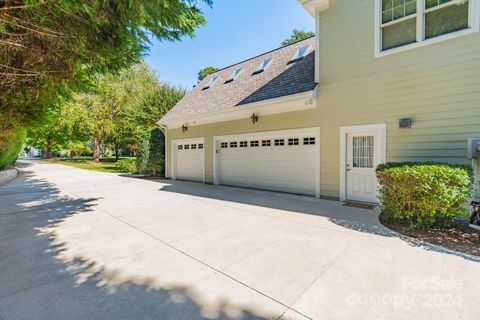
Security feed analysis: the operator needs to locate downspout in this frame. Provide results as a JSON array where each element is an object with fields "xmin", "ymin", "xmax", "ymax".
[{"xmin": 158, "ymin": 123, "xmax": 169, "ymax": 179}]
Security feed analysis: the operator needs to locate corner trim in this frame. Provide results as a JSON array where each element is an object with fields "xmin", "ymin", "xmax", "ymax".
[{"xmin": 298, "ymin": 0, "xmax": 330, "ymax": 16}]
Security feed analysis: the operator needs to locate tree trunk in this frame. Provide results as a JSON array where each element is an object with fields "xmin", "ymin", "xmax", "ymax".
[
  {"xmin": 114, "ymin": 142, "xmax": 120, "ymax": 162},
  {"xmin": 92, "ymin": 138, "xmax": 101, "ymax": 163},
  {"xmin": 45, "ymin": 138, "xmax": 53, "ymax": 159}
]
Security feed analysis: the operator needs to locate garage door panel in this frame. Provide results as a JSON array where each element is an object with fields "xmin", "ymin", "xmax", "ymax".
[
  {"xmin": 218, "ymin": 133, "xmax": 317, "ymax": 196},
  {"xmin": 174, "ymin": 141, "xmax": 204, "ymax": 182}
]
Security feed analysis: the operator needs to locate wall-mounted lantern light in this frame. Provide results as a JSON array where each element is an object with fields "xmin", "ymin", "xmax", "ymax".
[
  {"xmin": 251, "ymin": 113, "xmax": 258, "ymax": 124},
  {"xmin": 181, "ymin": 124, "xmax": 188, "ymax": 133}
]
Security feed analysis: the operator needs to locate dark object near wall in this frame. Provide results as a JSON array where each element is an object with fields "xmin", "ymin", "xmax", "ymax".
[{"xmin": 398, "ymin": 118, "xmax": 412, "ymax": 129}]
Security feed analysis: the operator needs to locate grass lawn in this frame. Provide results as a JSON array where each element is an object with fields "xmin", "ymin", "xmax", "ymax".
[{"xmin": 47, "ymin": 157, "xmax": 134, "ymax": 173}]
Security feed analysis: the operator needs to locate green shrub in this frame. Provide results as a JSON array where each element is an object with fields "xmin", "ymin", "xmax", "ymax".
[
  {"xmin": 115, "ymin": 158, "xmax": 137, "ymax": 173},
  {"xmin": 376, "ymin": 162, "xmax": 473, "ymax": 227},
  {"xmin": 0, "ymin": 129, "xmax": 26, "ymax": 170},
  {"xmin": 136, "ymin": 128, "xmax": 165, "ymax": 176}
]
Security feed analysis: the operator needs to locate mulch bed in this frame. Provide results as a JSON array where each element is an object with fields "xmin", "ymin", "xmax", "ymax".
[{"xmin": 380, "ymin": 216, "xmax": 480, "ymax": 257}]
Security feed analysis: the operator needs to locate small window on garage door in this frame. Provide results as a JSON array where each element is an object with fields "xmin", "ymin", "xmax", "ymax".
[
  {"xmin": 288, "ymin": 138, "xmax": 299, "ymax": 146},
  {"xmin": 173, "ymin": 139, "xmax": 204, "ymax": 183},
  {"xmin": 303, "ymin": 137, "xmax": 315, "ymax": 145},
  {"xmin": 216, "ymin": 129, "xmax": 319, "ymax": 197}
]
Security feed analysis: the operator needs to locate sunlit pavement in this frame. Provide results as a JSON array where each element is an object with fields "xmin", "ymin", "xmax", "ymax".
[{"xmin": 0, "ymin": 160, "xmax": 479, "ymax": 320}]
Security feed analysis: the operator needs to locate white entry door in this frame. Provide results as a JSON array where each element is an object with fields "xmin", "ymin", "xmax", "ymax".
[
  {"xmin": 172, "ymin": 138, "xmax": 204, "ymax": 182},
  {"xmin": 346, "ymin": 132, "xmax": 381, "ymax": 203},
  {"xmin": 216, "ymin": 128, "xmax": 320, "ymax": 196}
]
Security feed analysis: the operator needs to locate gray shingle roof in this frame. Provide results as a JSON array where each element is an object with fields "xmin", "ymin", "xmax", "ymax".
[{"xmin": 160, "ymin": 36, "xmax": 316, "ymax": 123}]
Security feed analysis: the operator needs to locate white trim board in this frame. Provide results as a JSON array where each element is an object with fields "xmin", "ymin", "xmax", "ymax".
[
  {"xmin": 298, "ymin": 0, "xmax": 330, "ymax": 16},
  {"xmin": 339, "ymin": 123, "xmax": 387, "ymax": 202},
  {"xmin": 170, "ymin": 137, "xmax": 206, "ymax": 184},
  {"xmin": 158, "ymin": 90, "xmax": 316, "ymax": 129},
  {"xmin": 374, "ymin": 0, "xmax": 480, "ymax": 58},
  {"xmin": 213, "ymin": 127, "xmax": 321, "ymax": 198}
]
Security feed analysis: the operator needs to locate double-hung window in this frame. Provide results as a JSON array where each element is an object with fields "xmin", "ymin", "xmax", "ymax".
[{"xmin": 377, "ymin": 0, "xmax": 478, "ymax": 54}]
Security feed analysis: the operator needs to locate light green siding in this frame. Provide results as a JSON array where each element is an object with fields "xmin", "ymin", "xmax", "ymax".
[{"xmin": 167, "ymin": 0, "xmax": 480, "ymax": 199}]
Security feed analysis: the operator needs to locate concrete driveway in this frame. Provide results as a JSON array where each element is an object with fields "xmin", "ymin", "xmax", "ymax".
[{"xmin": 1, "ymin": 161, "xmax": 478, "ymax": 320}]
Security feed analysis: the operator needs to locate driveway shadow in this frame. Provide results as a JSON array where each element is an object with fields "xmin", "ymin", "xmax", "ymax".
[
  {"xmin": 0, "ymin": 170, "xmax": 277, "ymax": 319},
  {"xmin": 137, "ymin": 177, "xmax": 480, "ymax": 263}
]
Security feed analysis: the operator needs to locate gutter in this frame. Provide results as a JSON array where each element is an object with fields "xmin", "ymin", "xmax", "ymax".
[{"xmin": 158, "ymin": 90, "xmax": 316, "ymax": 129}]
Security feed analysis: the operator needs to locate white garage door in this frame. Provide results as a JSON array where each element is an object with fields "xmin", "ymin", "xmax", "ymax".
[
  {"xmin": 173, "ymin": 139, "xmax": 204, "ymax": 182},
  {"xmin": 217, "ymin": 129, "xmax": 319, "ymax": 196}
]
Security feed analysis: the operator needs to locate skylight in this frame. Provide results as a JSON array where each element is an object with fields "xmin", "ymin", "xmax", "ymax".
[
  {"xmin": 253, "ymin": 58, "xmax": 273, "ymax": 74},
  {"xmin": 225, "ymin": 68, "xmax": 244, "ymax": 83},
  {"xmin": 203, "ymin": 76, "xmax": 219, "ymax": 89},
  {"xmin": 290, "ymin": 45, "xmax": 311, "ymax": 61}
]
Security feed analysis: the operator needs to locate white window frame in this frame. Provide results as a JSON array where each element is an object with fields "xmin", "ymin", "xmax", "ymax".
[
  {"xmin": 290, "ymin": 45, "xmax": 312, "ymax": 61},
  {"xmin": 225, "ymin": 68, "xmax": 243, "ymax": 82},
  {"xmin": 254, "ymin": 58, "xmax": 273, "ymax": 73},
  {"xmin": 203, "ymin": 75, "xmax": 219, "ymax": 89},
  {"xmin": 375, "ymin": 0, "xmax": 480, "ymax": 57}
]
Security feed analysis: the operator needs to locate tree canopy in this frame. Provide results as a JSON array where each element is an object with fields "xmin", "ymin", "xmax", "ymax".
[
  {"xmin": 0, "ymin": 0, "xmax": 210, "ymax": 158},
  {"xmin": 281, "ymin": 29, "xmax": 315, "ymax": 47},
  {"xmin": 197, "ymin": 66, "xmax": 219, "ymax": 82},
  {"xmin": 62, "ymin": 63, "xmax": 184, "ymax": 162}
]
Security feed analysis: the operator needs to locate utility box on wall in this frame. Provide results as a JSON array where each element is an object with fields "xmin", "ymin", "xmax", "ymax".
[{"xmin": 468, "ymin": 138, "xmax": 480, "ymax": 159}]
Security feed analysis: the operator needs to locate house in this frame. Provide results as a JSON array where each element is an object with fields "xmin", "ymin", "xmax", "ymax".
[{"xmin": 158, "ymin": 0, "xmax": 480, "ymax": 203}]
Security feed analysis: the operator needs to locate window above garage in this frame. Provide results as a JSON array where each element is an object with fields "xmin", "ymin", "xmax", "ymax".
[{"xmin": 375, "ymin": 0, "xmax": 479, "ymax": 56}]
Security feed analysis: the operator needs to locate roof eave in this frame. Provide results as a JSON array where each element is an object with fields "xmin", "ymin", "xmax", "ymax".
[
  {"xmin": 158, "ymin": 87, "xmax": 317, "ymax": 129},
  {"xmin": 297, "ymin": 0, "xmax": 329, "ymax": 16}
]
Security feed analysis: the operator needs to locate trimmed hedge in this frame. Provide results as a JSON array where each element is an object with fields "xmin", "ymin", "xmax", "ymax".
[
  {"xmin": 0, "ymin": 129, "xmax": 26, "ymax": 170},
  {"xmin": 136, "ymin": 128, "xmax": 165, "ymax": 176},
  {"xmin": 376, "ymin": 162, "xmax": 473, "ymax": 227},
  {"xmin": 115, "ymin": 158, "xmax": 136, "ymax": 173}
]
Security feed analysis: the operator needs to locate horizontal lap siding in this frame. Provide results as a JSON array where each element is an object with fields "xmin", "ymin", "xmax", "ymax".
[
  {"xmin": 317, "ymin": 0, "xmax": 480, "ymax": 197},
  {"xmin": 167, "ymin": 0, "xmax": 480, "ymax": 199},
  {"xmin": 167, "ymin": 111, "xmax": 318, "ymax": 186}
]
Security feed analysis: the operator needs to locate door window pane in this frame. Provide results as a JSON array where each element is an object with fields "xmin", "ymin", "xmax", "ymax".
[
  {"xmin": 425, "ymin": 1, "xmax": 469, "ymax": 39},
  {"xmin": 352, "ymin": 136, "xmax": 374, "ymax": 168}
]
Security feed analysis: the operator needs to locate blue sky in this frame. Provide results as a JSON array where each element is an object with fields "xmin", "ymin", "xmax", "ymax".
[{"xmin": 144, "ymin": 0, "xmax": 314, "ymax": 89}]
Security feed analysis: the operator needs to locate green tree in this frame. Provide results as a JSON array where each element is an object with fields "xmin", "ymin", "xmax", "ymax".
[
  {"xmin": 137, "ymin": 128, "xmax": 165, "ymax": 176},
  {"xmin": 281, "ymin": 29, "xmax": 315, "ymax": 47},
  {"xmin": 198, "ymin": 66, "xmax": 219, "ymax": 82},
  {"xmin": 0, "ymin": 0, "xmax": 211, "ymax": 165},
  {"xmin": 0, "ymin": 128, "xmax": 25, "ymax": 170},
  {"xmin": 67, "ymin": 63, "xmax": 183, "ymax": 162},
  {"xmin": 25, "ymin": 106, "xmax": 80, "ymax": 159}
]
